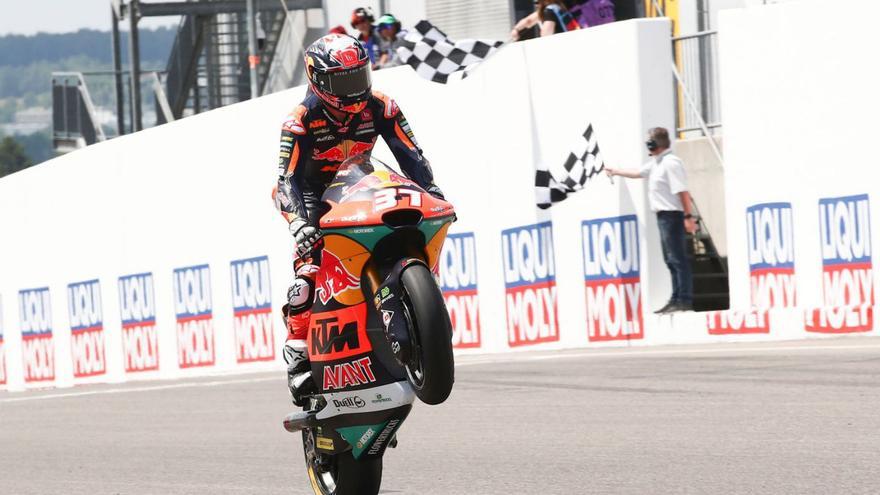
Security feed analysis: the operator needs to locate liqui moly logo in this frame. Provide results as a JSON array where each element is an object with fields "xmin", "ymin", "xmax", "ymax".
[
  {"xmin": 119, "ymin": 272, "xmax": 159, "ymax": 372},
  {"xmin": 746, "ymin": 203, "xmax": 796, "ymax": 308},
  {"xmin": 501, "ymin": 222, "xmax": 559, "ymax": 347},
  {"xmin": 173, "ymin": 264, "xmax": 215, "ymax": 368},
  {"xmin": 706, "ymin": 309, "xmax": 770, "ymax": 335},
  {"xmin": 582, "ymin": 215, "xmax": 643, "ymax": 342},
  {"xmin": 67, "ymin": 279, "xmax": 106, "ymax": 378},
  {"xmin": 439, "ymin": 233, "xmax": 481, "ymax": 349},
  {"xmin": 18, "ymin": 287, "xmax": 54, "ymax": 382},
  {"xmin": 230, "ymin": 256, "xmax": 275, "ymax": 363},
  {"xmin": 806, "ymin": 194, "xmax": 874, "ymax": 333}
]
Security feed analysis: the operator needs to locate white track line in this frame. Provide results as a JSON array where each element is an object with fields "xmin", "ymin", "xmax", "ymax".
[{"xmin": 3, "ymin": 341, "xmax": 878, "ymax": 404}]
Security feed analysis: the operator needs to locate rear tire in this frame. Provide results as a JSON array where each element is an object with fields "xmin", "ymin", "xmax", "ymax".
[
  {"xmin": 400, "ymin": 264, "xmax": 455, "ymax": 405},
  {"xmin": 302, "ymin": 431, "xmax": 383, "ymax": 495}
]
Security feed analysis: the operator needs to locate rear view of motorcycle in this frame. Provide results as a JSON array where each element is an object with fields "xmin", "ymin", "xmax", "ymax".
[{"xmin": 282, "ymin": 157, "xmax": 456, "ymax": 495}]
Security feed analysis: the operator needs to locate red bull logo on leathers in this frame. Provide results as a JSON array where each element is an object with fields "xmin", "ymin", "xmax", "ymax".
[
  {"xmin": 501, "ymin": 222, "xmax": 559, "ymax": 347},
  {"xmin": 582, "ymin": 215, "xmax": 644, "ymax": 342},
  {"xmin": 67, "ymin": 279, "xmax": 106, "ymax": 378},
  {"xmin": 173, "ymin": 264, "xmax": 215, "ymax": 368},
  {"xmin": 312, "ymin": 140, "xmax": 375, "ymax": 163},
  {"xmin": 19, "ymin": 287, "xmax": 54, "ymax": 383},
  {"xmin": 230, "ymin": 256, "xmax": 275, "ymax": 363},
  {"xmin": 439, "ymin": 233, "xmax": 481, "ymax": 349},
  {"xmin": 806, "ymin": 194, "xmax": 873, "ymax": 333},
  {"xmin": 119, "ymin": 272, "xmax": 159, "ymax": 373}
]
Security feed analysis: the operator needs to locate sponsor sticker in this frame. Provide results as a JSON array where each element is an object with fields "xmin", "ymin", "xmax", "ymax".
[
  {"xmin": 706, "ymin": 309, "xmax": 770, "ymax": 335},
  {"xmin": 582, "ymin": 215, "xmax": 644, "ymax": 342},
  {"xmin": 18, "ymin": 287, "xmax": 55, "ymax": 382},
  {"xmin": 746, "ymin": 202, "xmax": 796, "ymax": 308},
  {"xmin": 316, "ymin": 436, "xmax": 334, "ymax": 450},
  {"xmin": 439, "ymin": 232, "xmax": 481, "ymax": 348},
  {"xmin": 67, "ymin": 279, "xmax": 107, "ymax": 378},
  {"xmin": 230, "ymin": 256, "xmax": 275, "ymax": 363},
  {"xmin": 806, "ymin": 194, "xmax": 874, "ymax": 333},
  {"xmin": 309, "ymin": 305, "xmax": 370, "ymax": 362},
  {"xmin": 501, "ymin": 222, "xmax": 559, "ymax": 347},
  {"xmin": 173, "ymin": 264, "xmax": 215, "ymax": 368},
  {"xmin": 322, "ymin": 356, "xmax": 376, "ymax": 390},
  {"xmin": 368, "ymin": 419, "xmax": 400, "ymax": 455},
  {"xmin": 119, "ymin": 272, "xmax": 159, "ymax": 373}
]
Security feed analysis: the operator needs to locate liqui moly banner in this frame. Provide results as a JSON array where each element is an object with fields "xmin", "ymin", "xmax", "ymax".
[
  {"xmin": 746, "ymin": 202, "xmax": 796, "ymax": 308},
  {"xmin": 173, "ymin": 264, "xmax": 215, "ymax": 368},
  {"xmin": 19, "ymin": 287, "xmax": 54, "ymax": 382},
  {"xmin": 439, "ymin": 233, "xmax": 481, "ymax": 349},
  {"xmin": 67, "ymin": 279, "xmax": 107, "ymax": 378},
  {"xmin": 581, "ymin": 215, "xmax": 644, "ymax": 342},
  {"xmin": 706, "ymin": 309, "xmax": 770, "ymax": 335},
  {"xmin": 230, "ymin": 256, "xmax": 275, "ymax": 363},
  {"xmin": 501, "ymin": 221, "xmax": 559, "ymax": 347},
  {"xmin": 806, "ymin": 194, "xmax": 874, "ymax": 333},
  {"xmin": 119, "ymin": 272, "xmax": 159, "ymax": 372}
]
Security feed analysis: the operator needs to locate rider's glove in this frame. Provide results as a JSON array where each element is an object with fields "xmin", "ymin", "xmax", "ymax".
[
  {"xmin": 289, "ymin": 219, "xmax": 323, "ymax": 257},
  {"xmin": 426, "ymin": 184, "xmax": 446, "ymax": 201}
]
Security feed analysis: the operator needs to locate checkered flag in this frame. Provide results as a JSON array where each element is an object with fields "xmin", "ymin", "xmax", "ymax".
[
  {"xmin": 396, "ymin": 20, "xmax": 504, "ymax": 84},
  {"xmin": 535, "ymin": 124, "xmax": 607, "ymax": 209}
]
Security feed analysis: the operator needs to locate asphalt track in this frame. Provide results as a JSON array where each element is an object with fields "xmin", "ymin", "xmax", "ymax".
[{"xmin": 2, "ymin": 338, "xmax": 880, "ymax": 495}]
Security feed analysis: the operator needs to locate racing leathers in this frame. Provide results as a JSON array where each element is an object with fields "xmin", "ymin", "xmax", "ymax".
[{"xmin": 274, "ymin": 88, "xmax": 441, "ymax": 404}]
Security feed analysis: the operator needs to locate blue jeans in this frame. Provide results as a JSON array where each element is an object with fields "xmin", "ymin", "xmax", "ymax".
[{"xmin": 656, "ymin": 211, "xmax": 693, "ymax": 304}]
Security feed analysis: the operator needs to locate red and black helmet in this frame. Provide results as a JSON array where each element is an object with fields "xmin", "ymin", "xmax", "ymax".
[
  {"xmin": 350, "ymin": 7, "xmax": 375, "ymax": 28},
  {"xmin": 304, "ymin": 34, "xmax": 372, "ymax": 114}
]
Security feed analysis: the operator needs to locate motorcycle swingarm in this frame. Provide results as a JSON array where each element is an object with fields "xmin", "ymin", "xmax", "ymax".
[{"xmin": 371, "ymin": 258, "xmax": 425, "ymax": 365}]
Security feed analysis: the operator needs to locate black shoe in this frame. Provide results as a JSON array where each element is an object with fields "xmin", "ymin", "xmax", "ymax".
[
  {"xmin": 654, "ymin": 301, "xmax": 676, "ymax": 314},
  {"xmin": 288, "ymin": 367, "xmax": 318, "ymax": 407},
  {"xmin": 670, "ymin": 301, "xmax": 693, "ymax": 312}
]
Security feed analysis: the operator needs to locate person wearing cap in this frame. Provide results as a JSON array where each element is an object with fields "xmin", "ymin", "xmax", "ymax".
[
  {"xmin": 605, "ymin": 127, "xmax": 696, "ymax": 314},
  {"xmin": 350, "ymin": 7, "xmax": 380, "ymax": 65},
  {"xmin": 375, "ymin": 14, "xmax": 407, "ymax": 69}
]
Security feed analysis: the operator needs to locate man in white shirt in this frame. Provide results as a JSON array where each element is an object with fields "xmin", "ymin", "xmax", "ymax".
[{"xmin": 605, "ymin": 127, "xmax": 696, "ymax": 313}]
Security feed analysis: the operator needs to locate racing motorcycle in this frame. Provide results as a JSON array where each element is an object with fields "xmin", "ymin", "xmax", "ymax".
[{"xmin": 282, "ymin": 156, "xmax": 456, "ymax": 495}]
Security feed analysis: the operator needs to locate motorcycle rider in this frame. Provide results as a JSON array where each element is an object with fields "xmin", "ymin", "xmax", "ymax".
[{"xmin": 275, "ymin": 33, "xmax": 444, "ymax": 405}]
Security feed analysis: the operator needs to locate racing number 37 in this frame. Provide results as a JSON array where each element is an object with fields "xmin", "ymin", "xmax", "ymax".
[{"xmin": 374, "ymin": 188, "xmax": 422, "ymax": 211}]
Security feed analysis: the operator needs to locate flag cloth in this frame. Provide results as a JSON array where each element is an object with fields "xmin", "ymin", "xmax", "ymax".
[
  {"xmin": 396, "ymin": 20, "xmax": 504, "ymax": 84},
  {"xmin": 535, "ymin": 124, "xmax": 606, "ymax": 209}
]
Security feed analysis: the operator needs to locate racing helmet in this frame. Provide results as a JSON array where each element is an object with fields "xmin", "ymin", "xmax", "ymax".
[
  {"xmin": 350, "ymin": 7, "xmax": 375, "ymax": 28},
  {"xmin": 377, "ymin": 14, "xmax": 401, "ymax": 34},
  {"xmin": 304, "ymin": 34, "xmax": 372, "ymax": 114}
]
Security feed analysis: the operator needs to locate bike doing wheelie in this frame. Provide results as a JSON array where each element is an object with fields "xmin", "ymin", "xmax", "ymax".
[{"xmin": 283, "ymin": 156, "xmax": 456, "ymax": 495}]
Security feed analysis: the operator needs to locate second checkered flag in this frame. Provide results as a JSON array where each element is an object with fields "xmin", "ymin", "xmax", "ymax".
[{"xmin": 535, "ymin": 124, "xmax": 607, "ymax": 209}]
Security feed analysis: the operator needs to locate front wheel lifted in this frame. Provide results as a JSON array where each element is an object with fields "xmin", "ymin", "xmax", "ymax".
[
  {"xmin": 302, "ymin": 431, "xmax": 382, "ymax": 495},
  {"xmin": 400, "ymin": 264, "xmax": 455, "ymax": 405}
]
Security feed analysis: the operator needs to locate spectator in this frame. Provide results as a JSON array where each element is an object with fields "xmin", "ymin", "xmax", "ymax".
[
  {"xmin": 510, "ymin": 0, "xmax": 580, "ymax": 40},
  {"xmin": 328, "ymin": 25, "xmax": 347, "ymax": 35},
  {"xmin": 375, "ymin": 14, "xmax": 407, "ymax": 69},
  {"xmin": 350, "ymin": 7, "xmax": 380, "ymax": 65},
  {"xmin": 605, "ymin": 127, "xmax": 696, "ymax": 314},
  {"xmin": 568, "ymin": 0, "xmax": 616, "ymax": 28}
]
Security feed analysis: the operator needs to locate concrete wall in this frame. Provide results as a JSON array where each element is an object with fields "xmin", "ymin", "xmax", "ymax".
[{"xmin": 675, "ymin": 136, "xmax": 727, "ymax": 256}]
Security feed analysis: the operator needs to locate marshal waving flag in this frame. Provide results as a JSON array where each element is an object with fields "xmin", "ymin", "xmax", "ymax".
[
  {"xmin": 396, "ymin": 21, "xmax": 504, "ymax": 84},
  {"xmin": 535, "ymin": 123, "xmax": 607, "ymax": 209}
]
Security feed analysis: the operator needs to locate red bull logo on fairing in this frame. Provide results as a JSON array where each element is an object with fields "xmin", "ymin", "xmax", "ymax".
[
  {"xmin": 230, "ymin": 256, "xmax": 275, "ymax": 363},
  {"xmin": 582, "ymin": 215, "xmax": 644, "ymax": 342},
  {"xmin": 501, "ymin": 222, "xmax": 559, "ymax": 347},
  {"xmin": 173, "ymin": 264, "xmax": 215, "ymax": 368},
  {"xmin": 806, "ymin": 194, "xmax": 873, "ymax": 333},
  {"xmin": 119, "ymin": 272, "xmax": 159, "ymax": 372},
  {"xmin": 747, "ymin": 202, "xmax": 796, "ymax": 308},
  {"xmin": 67, "ymin": 279, "xmax": 107, "ymax": 378},
  {"xmin": 439, "ymin": 233, "xmax": 481, "ymax": 349},
  {"xmin": 18, "ymin": 287, "xmax": 54, "ymax": 383},
  {"xmin": 316, "ymin": 251, "xmax": 361, "ymax": 304}
]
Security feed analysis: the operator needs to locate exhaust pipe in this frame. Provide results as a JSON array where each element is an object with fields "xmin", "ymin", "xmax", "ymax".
[{"xmin": 283, "ymin": 410, "xmax": 317, "ymax": 432}]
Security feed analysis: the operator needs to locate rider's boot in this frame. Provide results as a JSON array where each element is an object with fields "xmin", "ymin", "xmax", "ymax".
[
  {"xmin": 284, "ymin": 336, "xmax": 315, "ymax": 406},
  {"xmin": 283, "ymin": 270, "xmax": 318, "ymax": 406}
]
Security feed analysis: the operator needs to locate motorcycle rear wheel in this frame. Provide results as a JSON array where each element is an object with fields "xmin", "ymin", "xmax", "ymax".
[
  {"xmin": 400, "ymin": 264, "xmax": 455, "ymax": 405},
  {"xmin": 302, "ymin": 431, "xmax": 383, "ymax": 495}
]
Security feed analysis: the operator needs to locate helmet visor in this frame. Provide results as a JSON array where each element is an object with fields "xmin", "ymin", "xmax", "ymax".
[{"xmin": 314, "ymin": 64, "xmax": 371, "ymax": 98}]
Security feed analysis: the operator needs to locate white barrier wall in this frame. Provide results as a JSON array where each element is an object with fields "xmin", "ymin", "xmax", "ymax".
[{"xmin": 717, "ymin": 0, "xmax": 880, "ymax": 337}]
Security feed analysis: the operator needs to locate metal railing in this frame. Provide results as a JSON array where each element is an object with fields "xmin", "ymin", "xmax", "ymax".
[{"xmin": 673, "ymin": 30, "xmax": 722, "ymax": 136}]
